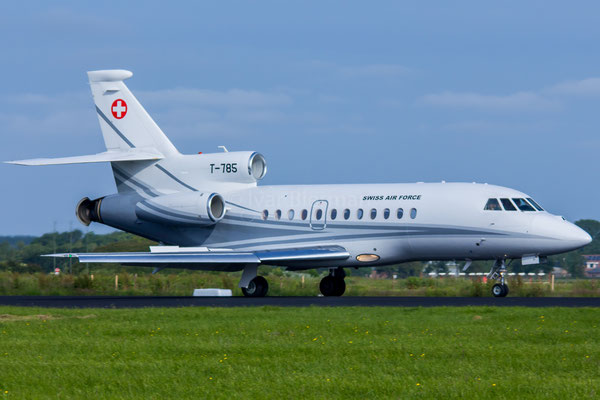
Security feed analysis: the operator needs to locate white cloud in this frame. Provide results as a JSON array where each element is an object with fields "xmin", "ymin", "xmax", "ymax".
[
  {"xmin": 548, "ymin": 78, "xmax": 600, "ymax": 96},
  {"xmin": 418, "ymin": 91, "xmax": 559, "ymax": 112},
  {"xmin": 137, "ymin": 88, "xmax": 292, "ymax": 108},
  {"xmin": 419, "ymin": 76, "xmax": 600, "ymax": 113}
]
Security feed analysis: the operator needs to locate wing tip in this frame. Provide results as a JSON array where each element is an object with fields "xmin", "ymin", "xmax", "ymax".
[{"xmin": 42, "ymin": 253, "xmax": 78, "ymax": 258}]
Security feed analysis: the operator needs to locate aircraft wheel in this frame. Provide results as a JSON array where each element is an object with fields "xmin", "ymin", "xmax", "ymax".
[
  {"xmin": 492, "ymin": 283, "xmax": 507, "ymax": 297},
  {"xmin": 333, "ymin": 278, "xmax": 346, "ymax": 296},
  {"xmin": 320, "ymin": 276, "xmax": 345, "ymax": 297},
  {"xmin": 242, "ymin": 276, "xmax": 269, "ymax": 297}
]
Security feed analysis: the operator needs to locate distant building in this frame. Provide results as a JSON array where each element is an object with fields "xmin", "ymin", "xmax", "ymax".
[
  {"xmin": 552, "ymin": 266, "xmax": 569, "ymax": 278},
  {"xmin": 583, "ymin": 255, "xmax": 600, "ymax": 278}
]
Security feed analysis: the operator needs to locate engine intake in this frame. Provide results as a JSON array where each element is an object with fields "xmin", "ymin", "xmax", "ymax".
[
  {"xmin": 76, "ymin": 197, "xmax": 103, "ymax": 226},
  {"xmin": 248, "ymin": 152, "xmax": 267, "ymax": 180}
]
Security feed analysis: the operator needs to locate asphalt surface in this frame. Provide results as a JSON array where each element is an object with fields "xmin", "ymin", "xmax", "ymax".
[{"xmin": 0, "ymin": 296, "xmax": 599, "ymax": 308}]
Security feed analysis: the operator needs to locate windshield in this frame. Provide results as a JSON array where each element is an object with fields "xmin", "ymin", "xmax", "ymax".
[
  {"xmin": 527, "ymin": 198, "xmax": 544, "ymax": 211},
  {"xmin": 500, "ymin": 198, "xmax": 517, "ymax": 211},
  {"xmin": 512, "ymin": 198, "xmax": 536, "ymax": 212},
  {"xmin": 484, "ymin": 198, "xmax": 502, "ymax": 211}
]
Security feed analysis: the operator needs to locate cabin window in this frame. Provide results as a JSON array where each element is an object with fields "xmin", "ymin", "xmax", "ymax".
[
  {"xmin": 288, "ymin": 209, "xmax": 295, "ymax": 220},
  {"xmin": 330, "ymin": 209, "xmax": 337, "ymax": 220},
  {"xmin": 383, "ymin": 208, "xmax": 390, "ymax": 219},
  {"xmin": 397, "ymin": 208, "xmax": 404, "ymax": 219},
  {"xmin": 370, "ymin": 208, "xmax": 377, "ymax": 220},
  {"xmin": 275, "ymin": 209, "xmax": 282, "ymax": 220},
  {"xmin": 262, "ymin": 210, "xmax": 269, "ymax": 220},
  {"xmin": 484, "ymin": 198, "xmax": 502, "ymax": 211},
  {"xmin": 343, "ymin": 209, "xmax": 350, "ymax": 220},
  {"xmin": 527, "ymin": 198, "xmax": 544, "ymax": 211},
  {"xmin": 410, "ymin": 208, "xmax": 417, "ymax": 219},
  {"xmin": 301, "ymin": 209, "xmax": 308, "ymax": 220},
  {"xmin": 500, "ymin": 198, "xmax": 517, "ymax": 211},
  {"xmin": 316, "ymin": 209, "xmax": 323, "ymax": 220},
  {"xmin": 512, "ymin": 198, "xmax": 536, "ymax": 212},
  {"xmin": 357, "ymin": 208, "xmax": 364, "ymax": 220}
]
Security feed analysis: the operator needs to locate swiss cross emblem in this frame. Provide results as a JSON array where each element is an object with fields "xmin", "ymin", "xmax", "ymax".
[{"xmin": 111, "ymin": 99, "xmax": 127, "ymax": 119}]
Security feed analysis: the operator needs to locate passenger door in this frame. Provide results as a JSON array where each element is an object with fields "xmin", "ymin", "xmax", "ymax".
[{"xmin": 310, "ymin": 200, "xmax": 328, "ymax": 230}]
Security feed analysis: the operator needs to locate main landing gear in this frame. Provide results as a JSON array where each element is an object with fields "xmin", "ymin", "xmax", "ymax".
[
  {"xmin": 320, "ymin": 267, "xmax": 346, "ymax": 297},
  {"xmin": 488, "ymin": 259, "xmax": 509, "ymax": 297},
  {"xmin": 241, "ymin": 276, "xmax": 269, "ymax": 297},
  {"xmin": 239, "ymin": 265, "xmax": 269, "ymax": 297}
]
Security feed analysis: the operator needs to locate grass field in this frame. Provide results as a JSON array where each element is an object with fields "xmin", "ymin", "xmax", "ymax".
[
  {"xmin": 0, "ymin": 306, "xmax": 598, "ymax": 399},
  {"xmin": 3, "ymin": 270, "xmax": 600, "ymax": 297}
]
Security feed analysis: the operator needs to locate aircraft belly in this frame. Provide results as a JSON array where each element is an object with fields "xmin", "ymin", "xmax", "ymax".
[{"xmin": 407, "ymin": 236, "xmax": 480, "ymax": 260}]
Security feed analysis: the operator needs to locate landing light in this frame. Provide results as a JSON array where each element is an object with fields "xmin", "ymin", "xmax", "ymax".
[{"xmin": 356, "ymin": 254, "xmax": 380, "ymax": 262}]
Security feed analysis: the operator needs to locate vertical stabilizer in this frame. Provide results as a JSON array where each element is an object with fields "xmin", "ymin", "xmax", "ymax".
[{"xmin": 87, "ymin": 70, "xmax": 178, "ymax": 156}]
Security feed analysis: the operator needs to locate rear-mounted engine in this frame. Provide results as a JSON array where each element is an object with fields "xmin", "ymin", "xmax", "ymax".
[
  {"xmin": 135, "ymin": 192, "xmax": 226, "ymax": 226},
  {"xmin": 76, "ymin": 197, "xmax": 103, "ymax": 226}
]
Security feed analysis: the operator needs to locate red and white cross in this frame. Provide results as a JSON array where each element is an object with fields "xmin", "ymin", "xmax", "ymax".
[{"xmin": 111, "ymin": 99, "xmax": 128, "ymax": 119}]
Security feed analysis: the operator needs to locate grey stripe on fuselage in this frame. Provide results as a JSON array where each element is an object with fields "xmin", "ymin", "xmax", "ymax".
[
  {"xmin": 113, "ymin": 171, "xmax": 155, "ymax": 198},
  {"xmin": 140, "ymin": 201, "xmax": 209, "ymax": 225},
  {"xmin": 226, "ymin": 201, "xmax": 261, "ymax": 214},
  {"xmin": 155, "ymin": 164, "xmax": 199, "ymax": 192},
  {"xmin": 137, "ymin": 203, "xmax": 209, "ymax": 226},
  {"xmin": 221, "ymin": 213, "xmax": 503, "ymax": 236},
  {"xmin": 203, "ymin": 213, "xmax": 513, "ymax": 248},
  {"xmin": 112, "ymin": 164, "xmax": 162, "ymax": 197}
]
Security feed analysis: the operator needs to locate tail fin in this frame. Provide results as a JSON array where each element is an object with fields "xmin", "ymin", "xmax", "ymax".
[
  {"xmin": 7, "ymin": 70, "xmax": 196, "ymax": 197},
  {"xmin": 87, "ymin": 70, "xmax": 178, "ymax": 156}
]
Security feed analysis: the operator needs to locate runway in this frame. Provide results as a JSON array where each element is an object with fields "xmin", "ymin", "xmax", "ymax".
[{"xmin": 0, "ymin": 296, "xmax": 599, "ymax": 308}]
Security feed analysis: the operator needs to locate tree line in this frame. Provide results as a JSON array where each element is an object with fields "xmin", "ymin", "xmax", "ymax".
[{"xmin": 0, "ymin": 219, "xmax": 598, "ymax": 277}]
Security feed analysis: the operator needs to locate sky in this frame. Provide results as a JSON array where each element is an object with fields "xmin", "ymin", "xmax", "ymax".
[{"xmin": 1, "ymin": 1, "xmax": 600, "ymax": 235}]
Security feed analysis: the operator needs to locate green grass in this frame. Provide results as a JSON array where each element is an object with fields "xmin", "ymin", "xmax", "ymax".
[
  {"xmin": 2, "ymin": 270, "xmax": 600, "ymax": 297},
  {"xmin": 0, "ymin": 306, "xmax": 598, "ymax": 399}
]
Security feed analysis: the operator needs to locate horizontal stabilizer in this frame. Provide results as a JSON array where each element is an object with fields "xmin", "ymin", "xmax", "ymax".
[
  {"xmin": 43, "ymin": 245, "xmax": 350, "ymax": 266},
  {"xmin": 5, "ymin": 149, "xmax": 164, "ymax": 166}
]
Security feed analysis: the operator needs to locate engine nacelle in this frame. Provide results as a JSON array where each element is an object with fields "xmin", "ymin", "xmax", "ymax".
[
  {"xmin": 135, "ymin": 192, "xmax": 226, "ymax": 226},
  {"xmin": 186, "ymin": 151, "xmax": 267, "ymax": 184},
  {"xmin": 76, "ymin": 197, "xmax": 103, "ymax": 226}
]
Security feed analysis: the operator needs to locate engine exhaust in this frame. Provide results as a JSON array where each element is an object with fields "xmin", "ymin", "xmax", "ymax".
[{"xmin": 76, "ymin": 197, "xmax": 103, "ymax": 226}]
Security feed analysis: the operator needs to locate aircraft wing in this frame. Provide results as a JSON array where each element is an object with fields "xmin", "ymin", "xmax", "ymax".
[
  {"xmin": 43, "ymin": 245, "xmax": 350, "ymax": 266},
  {"xmin": 5, "ymin": 149, "xmax": 164, "ymax": 166}
]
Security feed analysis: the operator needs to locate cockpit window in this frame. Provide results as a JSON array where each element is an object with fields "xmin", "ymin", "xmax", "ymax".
[
  {"xmin": 527, "ymin": 198, "xmax": 544, "ymax": 211},
  {"xmin": 512, "ymin": 198, "xmax": 536, "ymax": 212},
  {"xmin": 500, "ymin": 198, "xmax": 517, "ymax": 211},
  {"xmin": 484, "ymin": 198, "xmax": 502, "ymax": 211}
]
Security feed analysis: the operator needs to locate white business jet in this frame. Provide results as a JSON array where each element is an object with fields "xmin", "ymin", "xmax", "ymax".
[{"xmin": 6, "ymin": 70, "xmax": 591, "ymax": 297}]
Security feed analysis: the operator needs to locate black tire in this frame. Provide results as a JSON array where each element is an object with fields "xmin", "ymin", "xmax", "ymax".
[
  {"xmin": 320, "ymin": 276, "xmax": 336, "ymax": 296},
  {"xmin": 320, "ymin": 276, "xmax": 346, "ymax": 297},
  {"xmin": 502, "ymin": 283, "xmax": 509, "ymax": 296},
  {"xmin": 333, "ymin": 278, "xmax": 346, "ymax": 296},
  {"xmin": 242, "ymin": 276, "xmax": 268, "ymax": 297},
  {"xmin": 492, "ymin": 283, "xmax": 507, "ymax": 297}
]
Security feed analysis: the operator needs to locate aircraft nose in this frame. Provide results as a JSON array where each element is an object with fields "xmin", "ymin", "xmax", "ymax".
[
  {"xmin": 568, "ymin": 223, "xmax": 592, "ymax": 248},
  {"xmin": 553, "ymin": 218, "xmax": 591, "ymax": 249},
  {"xmin": 531, "ymin": 215, "xmax": 592, "ymax": 252}
]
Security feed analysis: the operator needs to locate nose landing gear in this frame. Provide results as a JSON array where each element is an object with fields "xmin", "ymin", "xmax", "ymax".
[
  {"xmin": 319, "ymin": 267, "xmax": 346, "ymax": 296},
  {"xmin": 488, "ymin": 259, "xmax": 509, "ymax": 297}
]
